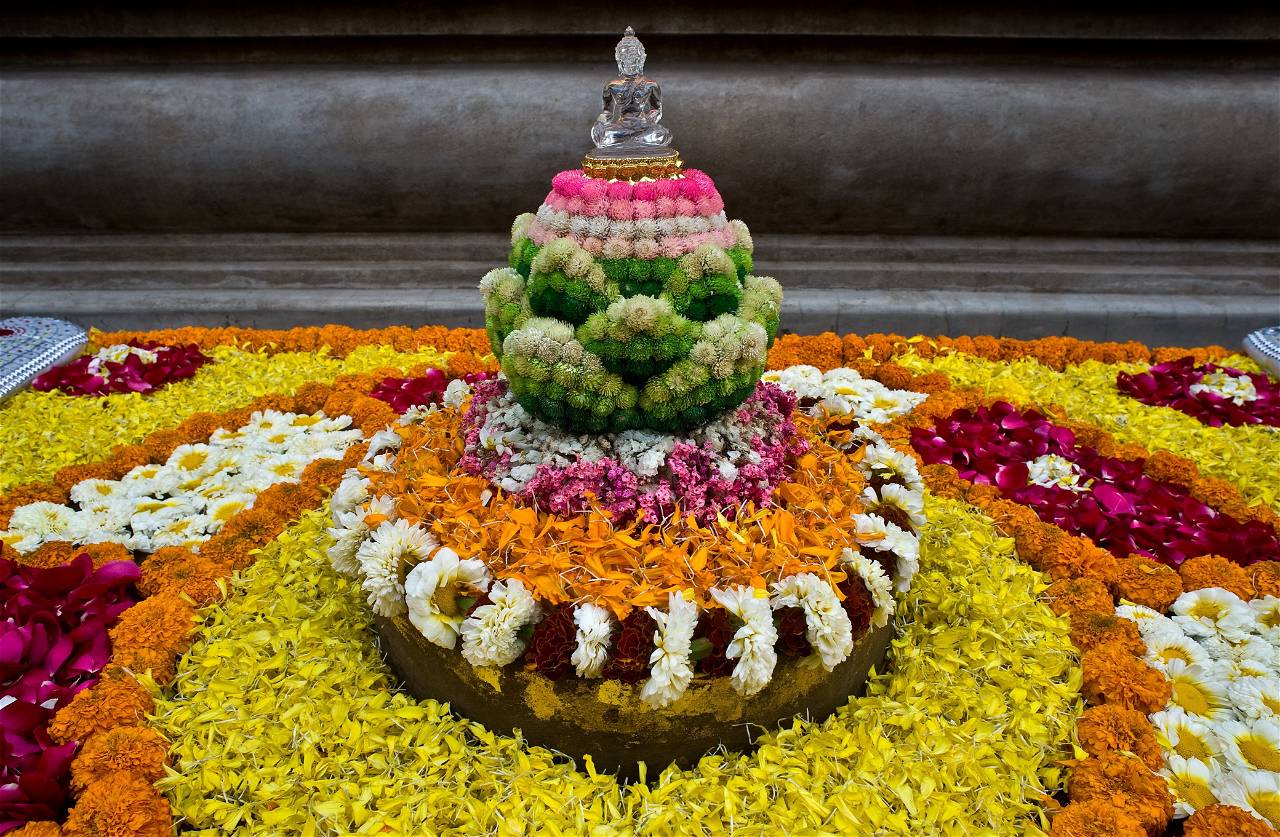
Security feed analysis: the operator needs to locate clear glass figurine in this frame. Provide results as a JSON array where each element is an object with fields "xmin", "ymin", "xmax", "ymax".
[{"xmin": 590, "ymin": 27, "xmax": 672, "ymax": 152}]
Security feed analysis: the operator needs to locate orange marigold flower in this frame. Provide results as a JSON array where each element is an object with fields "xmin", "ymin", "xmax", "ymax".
[
  {"xmin": 920, "ymin": 464, "xmax": 964, "ymax": 498},
  {"xmin": 1070, "ymin": 612, "xmax": 1146, "ymax": 656},
  {"xmin": 108, "ymin": 592, "xmax": 196, "ymax": 658},
  {"xmin": 871, "ymin": 362, "xmax": 914, "ymax": 391},
  {"xmin": 18, "ymin": 540, "xmax": 79, "ymax": 569},
  {"xmin": 1045, "ymin": 577, "xmax": 1114, "ymax": 617},
  {"xmin": 1049, "ymin": 799, "xmax": 1148, "ymax": 837},
  {"xmin": 138, "ymin": 547, "xmax": 229, "ymax": 607},
  {"xmin": 1075, "ymin": 704, "xmax": 1163, "ymax": 770},
  {"xmin": 1041, "ymin": 537, "xmax": 1121, "ymax": 586},
  {"xmin": 70, "ymin": 726, "xmax": 169, "ymax": 792},
  {"xmin": 1179, "ymin": 554, "xmax": 1254, "ymax": 600},
  {"xmin": 215, "ymin": 507, "xmax": 283, "ymax": 551},
  {"xmin": 1081, "ymin": 643, "xmax": 1171, "ymax": 714},
  {"xmin": 62, "ymin": 774, "xmax": 171, "ymax": 837},
  {"xmin": 1193, "ymin": 478, "xmax": 1252, "ymax": 521},
  {"xmin": 49, "ymin": 668, "xmax": 154, "ymax": 744},
  {"xmin": 1251, "ymin": 562, "xmax": 1280, "ymax": 599},
  {"xmin": 908, "ymin": 371, "xmax": 952, "ymax": 394},
  {"xmin": 1111, "ymin": 555, "xmax": 1182, "ymax": 612},
  {"xmin": 0, "ymin": 483, "xmax": 67, "ymax": 529},
  {"xmin": 1143, "ymin": 450, "xmax": 1202, "ymax": 488},
  {"xmin": 111, "ymin": 645, "xmax": 179, "ymax": 686},
  {"xmin": 139, "ymin": 428, "xmax": 185, "ymax": 463},
  {"xmin": 1067, "ymin": 752, "xmax": 1174, "ymax": 835},
  {"xmin": 1183, "ymin": 804, "xmax": 1276, "ymax": 837},
  {"xmin": 7, "ymin": 823, "xmax": 62, "ymax": 837}
]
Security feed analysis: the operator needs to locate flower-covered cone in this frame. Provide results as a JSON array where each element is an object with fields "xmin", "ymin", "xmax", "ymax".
[{"xmin": 482, "ymin": 168, "xmax": 781, "ymax": 432}]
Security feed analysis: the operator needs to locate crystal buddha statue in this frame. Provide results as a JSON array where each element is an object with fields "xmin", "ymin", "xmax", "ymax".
[{"xmin": 591, "ymin": 27, "xmax": 672, "ymax": 153}]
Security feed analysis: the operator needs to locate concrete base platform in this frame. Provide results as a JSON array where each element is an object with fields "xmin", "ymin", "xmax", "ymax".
[{"xmin": 3, "ymin": 233, "xmax": 1276, "ymax": 347}]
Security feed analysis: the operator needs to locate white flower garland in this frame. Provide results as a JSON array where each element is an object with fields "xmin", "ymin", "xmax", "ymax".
[
  {"xmin": 571, "ymin": 603, "xmax": 613, "ymax": 678},
  {"xmin": 355, "ymin": 519, "xmax": 436, "ymax": 618},
  {"xmin": 459, "ymin": 579, "xmax": 542, "ymax": 668},
  {"xmin": 840, "ymin": 548, "xmax": 896, "ymax": 629},
  {"xmin": 640, "ymin": 592, "xmax": 699, "ymax": 708},
  {"xmin": 709, "ymin": 586, "xmax": 778, "ymax": 697},
  {"xmin": 404, "ymin": 547, "xmax": 492, "ymax": 649},
  {"xmin": 770, "ymin": 573, "xmax": 854, "ymax": 671}
]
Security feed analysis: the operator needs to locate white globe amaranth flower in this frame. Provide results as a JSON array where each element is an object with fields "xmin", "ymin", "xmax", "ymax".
[
  {"xmin": 571, "ymin": 602, "xmax": 613, "ymax": 678},
  {"xmin": 459, "ymin": 578, "xmax": 542, "ymax": 668},
  {"xmin": 355, "ymin": 519, "xmax": 437, "ymax": 617},
  {"xmin": 840, "ymin": 548, "xmax": 896, "ymax": 629},
  {"xmin": 404, "ymin": 547, "xmax": 492, "ymax": 649},
  {"xmin": 770, "ymin": 573, "xmax": 854, "ymax": 671},
  {"xmin": 709, "ymin": 585, "xmax": 778, "ymax": 697},
  {"xmin": 640, "ymin": 592, "xmax": 699, "ymax": 708}
]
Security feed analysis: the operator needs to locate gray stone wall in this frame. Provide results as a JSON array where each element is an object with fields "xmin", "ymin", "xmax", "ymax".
[{"xmin": 2, "ymin": 3, "xmax": 1278, "ymax": 345}]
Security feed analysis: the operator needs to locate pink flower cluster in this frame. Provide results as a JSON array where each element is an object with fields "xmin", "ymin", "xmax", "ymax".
[
  {"xmin": 460, "ymin": 381, "xmax": 807, "ymax": 525},
  {"xmin": 911, "ymin": 400, "xmax": 1280, "ymax": 567},
  {"xmin": 551, "ymin": 169, "xmax": 721, "ymax": 204},
  {"xmin": 32, "ymin": 342, "xmax": 209, "ymax": 397},
  {"xmin": 0, "ymin": 554, "xmax": 140, "ymax": 831},
  {"xmin": 1116, "ymin": 356, "xmax": 1280, "ymax": 428}
]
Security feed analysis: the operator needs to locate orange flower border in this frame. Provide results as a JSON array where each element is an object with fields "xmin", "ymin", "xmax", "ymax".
[
  {"xmin": 850, "ymin": 359, "xmax": 1276, "ymax": 836},
  {"xmin": 5, "ymin": 373, "xmax": 408, "ymax": 836}
]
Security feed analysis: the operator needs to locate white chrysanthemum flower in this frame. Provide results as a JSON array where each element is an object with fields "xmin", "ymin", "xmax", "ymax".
[
  {"xmin": 1026, "ymin": 453, "xmax": 1091, "ymax": 493},
  {"xmin": 1213, "ymin": 768, "xmax": 1280, "ymax": 830},
  {"xmin": 1229, "ymin": 676, "xmax": 1280, "ymax": 720},
  {"xmin": 852, "ymin": 514, "xmax": 918, "ymax": 593},
  {"xmin": 1164, "ymin": 658, "xmax": 1233, "ymax": 720},
  {"xmin": 1160, "ymin": 754, "xmax": 1223, "ymax": 819},
  {"xmin": 840, "ymin": 548, "xmax": 895, "ymax": 629},
  {"xmin": 1143, "ymin": 629, "xmax": 1213, "ymax": 674},
  {"xmin": 364, "ymin": 427, "xmax": 403, "ymax": 466},
  {"xmin": 770, "ymin": 573, "xmax": 854, "ymax": 671},
  {"xmin": 397, "ymin": 404, "xmax": 438, "ymax": 426},
  {"xmin": 1201, "ymin": 633, "xmax": 1280, "ymax": 680},
  {"xmin": 443, "ymin": 378, "xmax": 473, "ymax": 410},
  {"xmin": 68, "ymin": 478, "xmax": 129, "ymax": 507},
  {"xmin": 710, "ymin": 586, "xmax": 778, "ymax": 696},
  {"xmin": 330, "ymin": 471, "xmax": 371, "ymax": 525},
  {"xmin": 1249, "ymin": 596, "xmax": 1280, "ymax": 644},
  {"xmin": 760, "ymin": 365, "xmax": 825, "ymax": 401},
  {"xmin": 282, "ymin": 429, "xmax": 362, "ymax": 459},
  {"xmin": 201, "ymin": 493, "xmax": 255, "ymax": 533},
  {"xmin": 1151, "ymin": 707, "xmax": 1225, "ymax": 764},
  {"xmin": 571, "ymin": 603, "xmax": 613, "ymax": 678},
  {"xmin": 1218, "ymin": 717, "xmax": 1280, "ymax": 773},
  {"xmin": 119, "ymin": 463, "xmax": 181, "ymax": 498},
  {"xmin": 858, "ymin": 443, "xmax": 924, "ymax": 494},
  {"xmin": 459, "ymin": 579, "xmax": 541, "ymax": 667},
  {"xmin": 165, "ymin": 443, "xmax": 219, "ymax": 476},
  {"xmin": 128, "ymin": 496, "xmax": 200, "ymax": 536},
  {"xmin": 287, "ymin": 412, "xmax": 352, "ymax": 433},
  {"xmin": 1116, "ymin": 602, "xmax": 1173, "ymax": 629},
  {"xmin": 640, "ymin": 592, "xmax": 699, "ymax": 708},
  {"xmin": 404, "ymin": 547, "xmax": 492, "ymax": 649},
  {"xmin": 1190, "ymin": 370, "xmax": 1258, "ymax": 405},
  {"xmin": 1172, "ymin": 588, "xmax": 1256, "ymax": 643},
  {"xmin": 860, "ymin": 484, "xmax": 926, "ymax": 533},
  {"xmin": 150, "ymin": 514, "xmax": 212, "ymax": 549},
  {"xmin": 326, "ymin": 514, "xmax": 369, "ymax": 578},
  {"xmin": 355, "ymin": 519, "xmax": 436, "ymax": 617},
  {"xmin": 0, "ymin": 501, "xmax": 78, "ymax": 552}
]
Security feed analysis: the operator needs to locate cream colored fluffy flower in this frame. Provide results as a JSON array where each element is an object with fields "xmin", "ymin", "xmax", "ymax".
[
  {"xmin": 571, "ymin": 603, "xmax": 613, "ymax": 678},
  {"xmin": 355, "ymin": 519, "xmax": 436, "ymax": 617},
  {"xmin": 1171, "ymin": 588, "xmax": 1255, "ymax": 643},
  {"xmin": 459, "ymin": 579, "xmax": 541, "ymax": 668},
  {"xmin": 710, "ymin": 586, "xmax": 778, "ymax": 697},
  {"xmin": 770, "ymin": 573, "xmax": 854, "ymax": 671},
  {"xmin": 640, "ymin": 592, "xmax": 699, "ymax": 708},
  {"xmin": 404, "ymin": 547, "xmax": 491, "ymax": 649},
  {"xmin": 326, "ymin": 512, "xmax": 369, "ymax": 578}
]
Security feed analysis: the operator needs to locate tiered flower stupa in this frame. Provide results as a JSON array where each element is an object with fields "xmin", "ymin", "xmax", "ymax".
[{"xmin": 330, "ymin": 29, "xmax": 929, "ymax": 775}]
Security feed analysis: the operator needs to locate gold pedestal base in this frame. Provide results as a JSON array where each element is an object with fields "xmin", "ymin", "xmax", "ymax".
[{"xmin": 582, "ymin": 148, "xmax": 683, "ymax": 181}]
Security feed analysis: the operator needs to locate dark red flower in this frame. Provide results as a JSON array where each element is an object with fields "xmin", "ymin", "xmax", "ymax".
[
  {"xmin": 775, "ymin": 606, "xmax": 811, "ymax": 658},
  {"xmin": 369, "ymin": 369, "xmax": 448, "ymax": 413},
  {"xmin": 602, "ymin": 610, "xmax": 656, "ymax": 684},
  {"xmin": 839, "ymin": 577, "xmax": 874, "ymax": 637},
  {"xmin": 693, "ymin": 609, "xmax": 736, "ymax": 677},
  {"xmin": 1117, "ymin": 357, "xmax": 1280, "ymax": 428},
  {"xmin": 523, "ymin": 604, "xmax": 577, "ymax": 680},
  {"xmin": 31, "ymin": 342, "xmax": 209, "ymax": 397}
]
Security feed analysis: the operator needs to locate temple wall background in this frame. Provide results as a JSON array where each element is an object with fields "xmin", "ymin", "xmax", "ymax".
[{"xmin": 2, "ymin": 3, "xmax": 1278, "ymax": 345}]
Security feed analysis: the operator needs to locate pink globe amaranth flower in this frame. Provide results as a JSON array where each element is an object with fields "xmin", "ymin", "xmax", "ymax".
[
  {"xmin": 565, "ymin": 197, "xmax": 586, "ymax": 216},
  {"xmin": 607, "ymin": 199, "xmax": 633, "ymax": 221},
  {"xmin": 602, "ymin": 236, "xmax": 633, "ymax": 260},
  {"xmin": 653, "ymin": 197, "xmax": 677, "ymax": 218},
  {"xmin": 634, "ymin": 238, "xmax": 660, "ymax": 260},
  {"xmin": 632, "ymin": 200, "xmax": 658, "ymax": 221},
  {"xmin": 632, "ymin": 180, "xmax": 657, "ymax": 201},
  {"xmin": 694, "ymin": 196, "xmax": 720, "ymax": 217},
  {"xmin": 684, "ymin": 169, "xmax": 715, "ymax": 198},
  {"xmin": 552, "ymin": 169, "xmax": 585, "ymax": 198},
  {"xmin": 653, "ymin": 179, "xmax": 680, "ymax": 200},
  {"xmin": 659, "ymin": 237, "xmax": 688, "ymax": 259},
  {"xmin": 583, "ymin": 199, "xmax": 609, "ymax": 218},
  {"xmin": 715, "ymin": 226, "xmax": 737, "ymax": 248},
  {"xmin": 606, "ymin": 180, "xmax": 634, "ymax": 200},
  {"xmin": 909, "ymin": 400, "xmax": 1280, "ymax": 567},
  {"xmin": 582, "ymin": 237, "xmax": 604, "ymax": 257},
  {"xmin": 674, "ymin": 197, "xmax": 696, "ymax": 217},
  {"xmin": 527, "ymin": 222, "xmax": 555, "ymax": 246},
  {"xmin": 580, "ymin": 178, "xmax": 608, "ymax": 202},
  {"xmin": 545, "ymin": 192, "xmax": 571, "ymax": 213}
]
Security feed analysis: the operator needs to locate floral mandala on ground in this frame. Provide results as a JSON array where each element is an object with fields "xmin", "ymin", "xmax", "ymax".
[{"xmin": 1117, "ymin": 357, "xmax": 1280, "ymax": 429}]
